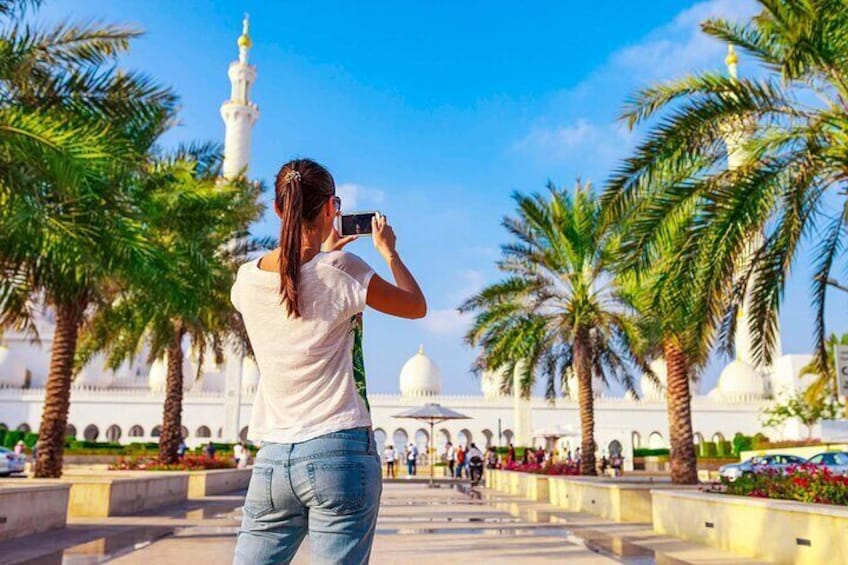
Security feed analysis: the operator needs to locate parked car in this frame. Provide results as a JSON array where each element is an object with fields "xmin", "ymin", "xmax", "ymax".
[
  {"xmin": 719, "ymin": 454, "xmax": 808, "ymax": 481},
  {"xmin": 807, "ymin": 451, "xmax": 848, "ymax": 476},
  {"xmin": 0, "ymin": 447, "xmax": 26, "ymax": 476}
]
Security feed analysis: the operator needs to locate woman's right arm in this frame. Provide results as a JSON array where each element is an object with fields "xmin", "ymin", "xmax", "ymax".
[{"xmin": 366, "ymin": 213, "xmax": 427, "ymax": 319}]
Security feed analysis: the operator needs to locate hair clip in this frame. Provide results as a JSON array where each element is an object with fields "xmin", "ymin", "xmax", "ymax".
[{"xmin": 284, "ymin": 170, "xmax": 302, "ymax": 183}]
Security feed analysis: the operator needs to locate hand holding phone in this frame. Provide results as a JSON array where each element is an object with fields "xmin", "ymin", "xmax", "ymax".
[
  {"xmin": 340, "ymin": 211, "xmax": 377, "ymax": 236},
  {"xmin": 371, "ymin": 212, "xmax": 397, "ymax": 260}
]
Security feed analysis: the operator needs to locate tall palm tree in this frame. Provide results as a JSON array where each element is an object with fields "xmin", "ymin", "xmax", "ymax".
[
  {"xmin": 603, "ymin": 0, "xmax": 848, "ymax": 483},
  {"xmin": 0, "ymin": 0, "xmax": 177, "ymax": 477},
  {"xmin": 78, "ymin": 144, "xmax": 264, "ymax": 463},
  {"xmin": 461, "ymin": 182, "xmax": 646, "ymax": 476}
]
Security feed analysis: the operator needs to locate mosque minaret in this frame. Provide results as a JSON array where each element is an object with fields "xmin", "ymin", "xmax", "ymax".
[{"xmin": 220, "ymin": 15, "xmax": 259, "ymax": 181}]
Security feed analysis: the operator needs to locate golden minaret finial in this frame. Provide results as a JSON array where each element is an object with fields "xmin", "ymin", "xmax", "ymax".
[
  {"xmin": 238, "ymin": 13, "xmax": 252, "ymax": 49},
  {"xmin": 725, "ymin": 44, "xmax": 738, "ymax": 79}
]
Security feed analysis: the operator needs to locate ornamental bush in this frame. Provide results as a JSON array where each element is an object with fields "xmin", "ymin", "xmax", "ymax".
[
  {"xmin": 706, "ymin": 464, "xmax": 848, "ymax": 506},
  {"xmin": 108, "ymin": 455, "xmax": 235, "ymax": 471},
  {"xmin": 498, "ymin": 460, "xmax": 581, "ymax": 475}
]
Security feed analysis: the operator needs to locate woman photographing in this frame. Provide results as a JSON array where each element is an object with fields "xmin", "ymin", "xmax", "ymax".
[{"xmin": 231, "ymin": 158, "xmax": 426, "ymax": 564}]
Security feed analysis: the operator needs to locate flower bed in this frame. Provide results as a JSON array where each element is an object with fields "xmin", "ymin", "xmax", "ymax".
[
  {"xmin": 498, "ymin": 461, "xmax": 581, "ymax": 475},
  {"xmin": 705, "ymin": 464, "xmax": 848, "ymax": 506},
  {"xmin": 109, "ymin": 455, "xmax": 235, "ymax": 471}
]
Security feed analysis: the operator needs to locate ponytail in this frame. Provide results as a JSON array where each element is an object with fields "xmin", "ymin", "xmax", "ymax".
[{"xmin": 274, "ymin": 159, "xmax": 336, "ymax": 318}]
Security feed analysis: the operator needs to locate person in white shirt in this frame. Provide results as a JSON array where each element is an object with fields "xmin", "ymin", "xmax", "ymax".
[
  {"xmin": 445, "ymin": 441, "xmax": 456, "ymax": 477},
  {"xmin": 233, "ymin": 442, "xmax": 244, "ymax": 467},
  {"xmin": 232, "ymin": 158, "xmax": 426, "ymax": 565},
  {"xmin": 384, "ymin": 444, "xmax": 396, "ymax": 478}
]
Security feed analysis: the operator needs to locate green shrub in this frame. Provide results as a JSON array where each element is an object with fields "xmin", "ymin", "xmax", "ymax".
[
  {"xmin": 23, "ymin": 432, "xmax": 39, "ymax": 448},
  {"xmin": 699, "ymin": 442, "xmax": 718, "ymax": 458},
  {"xmin": 3, "ymin": 430, "xmax": 24, "ymax": 449},
  {"xmin": 752, "ymin": 432, "xmax": 770, "ymax": 449},
  {"xmin": 716, "ymin": 440, "xmax": 733, "ymax": 458},
  {"xmin": 0, "ymin": 428, "xmax": 6, "ymax": 446},
  {"xmin": 732, "ymin": 433, "xmax": 753, "ymax": 456},
  {"xmin": 633, "ymin": 448, "xmax": 670, "ymax": 457}
]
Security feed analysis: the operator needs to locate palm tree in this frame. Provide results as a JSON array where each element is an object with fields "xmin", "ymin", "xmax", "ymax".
[
  {"xmin": 603, "ymin": 0, "xmax": 848, "ymax": 483},
  {"xmin": 0, "ymin": 1, "xmax": 177, "ymax": 477},
  {"xmin": 461, "ymin": 182, "xmax": 646, "ymax": 476},
  {"xmin": 78, "ymin": 144, "xmax": 264, "ymax": 463}
]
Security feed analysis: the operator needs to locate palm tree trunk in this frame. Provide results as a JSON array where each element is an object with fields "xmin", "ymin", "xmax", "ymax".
[
  {"xmin": 574, "ymin": 327, "xmax": 596, "ymax": 476},
  {"xmin": 664, "ymin": 340, "xmax": 698, "ymax": 485},
  {"xmin": 34, "ymin": 299, "xmax": 86, "ymax": 478},
  {"xmin": 159, "ymin": 326, "xmax": 185, "ymax": 463}
]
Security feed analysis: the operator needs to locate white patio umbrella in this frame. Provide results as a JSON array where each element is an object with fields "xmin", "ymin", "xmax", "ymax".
[
  {"xmin": 532, "ymin": 424, "xmax": 579, "ymax": 440},
  {"xmin": 392, "ymin": 403, "xmax": 471, "ymax": 487}
]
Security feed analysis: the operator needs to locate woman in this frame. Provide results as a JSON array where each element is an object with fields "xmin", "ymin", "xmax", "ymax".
[{"xmin": 232, "ymin": 158, "xmax": 426, "ymax": 564}]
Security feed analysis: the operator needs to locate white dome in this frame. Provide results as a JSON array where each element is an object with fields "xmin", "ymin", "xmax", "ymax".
[
  {"xmin": 0, "ymin": 344, "xmax": 27, "ymax": 387},
  {"xmin": 639, "ymin": 358, "xmax": 668, "ymax": 401},
  {"xmin": 718, "ymin": 360, "xmax": 764, "ymax": 400},
  {"xmin": 624, "ymin": 389, "xmax": 638, "ymax": 401},
  {"xmin": 707, "ymin": 387, "xmax": 724, "ymax": 401},
  {"xmin": 148, "ymin": 357, "xmax": 193, "ymax": 392},
  {"xmin": 566, "ymin": 374, "xmax": 604, "ymax": 399},
  {"xmin": 74, "ymin": 353, "xmax": 114, "ymax": 388},
  {"xmin": 399, "ymin": 345, "xmax": 442, "ymax": 397},
  {"xmin": 481, "ymin": 367, "xmax": 508, "ymax": 399},
  {"xmin": 242, "ymin": 356, "xmax": 261, "ymax": 389}
]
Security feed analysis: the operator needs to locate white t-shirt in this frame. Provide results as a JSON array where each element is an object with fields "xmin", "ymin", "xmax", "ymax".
[
  {"xmin": 384, "ymin": 447, "xmax": 395, "ymax": 462},
  {"xmin": 446, "ymin": 445, "xmax": 456, "ymax": 461},
  {"xmin": 231, "ymin": 251, "xmax": 375, "ymax": 444}
]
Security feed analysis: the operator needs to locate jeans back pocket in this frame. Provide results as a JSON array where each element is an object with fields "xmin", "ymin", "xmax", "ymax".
[
  {"xmin": 243, "ymin": 465, "xmax": 275, "ymax": 519},
  {"xmin": 307, "ymin": 461, "xmax": 366, "ymax": 515}
]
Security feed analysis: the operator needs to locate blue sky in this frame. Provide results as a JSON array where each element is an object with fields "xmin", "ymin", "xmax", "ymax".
[{"xmin": 38, "ymin": 0, "xmax": 848, "ymax": 396}]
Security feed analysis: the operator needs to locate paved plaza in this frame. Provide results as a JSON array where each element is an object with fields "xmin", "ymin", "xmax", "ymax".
[{"xmin": 0, "ymin": 480, "xmax": 767, "ymax": 564}]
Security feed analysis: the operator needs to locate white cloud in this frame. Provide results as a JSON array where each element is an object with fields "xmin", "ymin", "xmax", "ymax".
[
  {"xmin": 335, "ymin": 182, "xmax": 385, "ymax": 212},
  {"xmin": 450, "ymin": 269, "xmax": 487, "ymax": 304},
  {"xmin": 515, "ymin": 119, "xmax": 598, "ymax": 158},
  {"xmin": 419, "ymin": 308, "xmax": 470, "ymax": 336}
]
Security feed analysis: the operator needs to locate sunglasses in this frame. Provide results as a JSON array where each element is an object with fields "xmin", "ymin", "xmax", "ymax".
[{"xmin": 332, "ymin": 195, "xmax": 341, "ymax": 213}]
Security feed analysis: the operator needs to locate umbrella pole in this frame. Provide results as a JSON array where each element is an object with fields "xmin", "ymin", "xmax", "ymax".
[{"xmin": 429, "ymin": 419, "xmax": 435, "ymax": 488}]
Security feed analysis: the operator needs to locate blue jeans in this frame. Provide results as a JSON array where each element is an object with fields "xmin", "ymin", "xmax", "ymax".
[{"xmin": 233, "ymin": 427, "xmax": 382, "ymax": 565}]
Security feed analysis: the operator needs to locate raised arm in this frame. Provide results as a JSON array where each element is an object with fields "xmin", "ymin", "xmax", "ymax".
[{"xmin": 366, "ymin": 212, "xmax": 427, "ymax": 319}]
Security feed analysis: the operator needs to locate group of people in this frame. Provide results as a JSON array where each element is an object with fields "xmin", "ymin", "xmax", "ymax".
[
  {"xmin": 382, "ymin": 442, "xmax": 420, "ymax": 477},
  {"xmin": 175, "ymin": 439, "xmax": 251, "ymax": 468},
  {"xmin": 444, "ymin": 441, "xmax": 484, "ymax": 478}
]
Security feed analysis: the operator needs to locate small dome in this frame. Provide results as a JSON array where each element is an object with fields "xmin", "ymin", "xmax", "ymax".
[
  {"xmin": 624, "ymin": 389, "xmax": 638, "ymax": 401},
  {"xmin": 718, "ymin": 360, "xmax": 764, "ymax": 400},
  {"xmin": 399, "ymin": 345, "xmax": 442, "ymax": 397},
  {"xmin": 74, "ymin": 353, "xmax": 114, "ymax": 388},
  {"xmin": 640, "ymin": 358, "xmax": 668, "ymax": 401},
  {"xmin": 148, "ymin": 357, "xmax": 193, "ymax": 392},
  {"xmin": 566, "ymin": 374, "xmax": 604, "ymax": 399},
  {"xmin": 242, "ymin": 356, "xmax": 260, "ymax": 389},
  {"xmin": 0, "ymin": 344, "xmax": 27, "ymax": 387},
  {"xmin": 481, "ymin": 367, "xmax": 509, "ymax": 399},
  {"xmin": 707, "ymin": 387, "xmax": 724, "ymax": 401}
]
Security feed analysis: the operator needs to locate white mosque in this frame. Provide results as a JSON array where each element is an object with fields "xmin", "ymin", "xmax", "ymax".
[{"xmin": 0, "ymin": 30, "xmax": 819, "ymax": 468}]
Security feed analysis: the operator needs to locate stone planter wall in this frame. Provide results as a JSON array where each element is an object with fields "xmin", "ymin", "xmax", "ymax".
[
  {"xmin": 485, "ymin": 469, "xmax": 550, "ymax": 502},
  {"xmin": 0, "ymin": 483, "xmax": 70, "ymax": 541},
  {"xmin": 187, "ymin": 468, "xmax": 252, "ymax": 498},
  {"xmin": 651, "ymin": 489, "xmax": 848, "ymax": 565},
  {"xmin": 66, "ymin": 473, "xmax": 189, "ymax": 518}
]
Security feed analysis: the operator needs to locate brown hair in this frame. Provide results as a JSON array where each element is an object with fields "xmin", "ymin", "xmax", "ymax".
[{"xmin": 275, "ymin": 158, "xmax": 335, "ymax": 318}]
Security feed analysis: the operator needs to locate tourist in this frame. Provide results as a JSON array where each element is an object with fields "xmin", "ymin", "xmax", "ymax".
[
  {"xmin": 233, "ymin": 441, "xmax": 244, "ymax": 466},
  {"xmin": 232, "ymin": 159, "xmax": 426, "ymax": 564},
  {"xmin": 507, "ymin": 443, "xmax": 516, "ymax": 464},
  {"xmin": 575, "ymin": 447, "xmax": 582, "ymax": 465},
  {"xmin": 204, "ymin": 441, "xmax": 216, "ymax": 459},
  {"xmin": 611, "ymin": 453, "xmax": 624, "ymax": 477},
  {"xmin": 521, "ymin": 447, "xmax": 530, "ymax": 465},
  {"xmin": 486, "ymin": 446, "xmax": 498, "ymax": 469},
  {"xmin": 384, "ymin": 444, "xmax": 396, "ymax": 478},
  {"xmin": 455, "ymin": 445, "xmax": 465, "ymax": 478},
  {"xmin": 599, "ymin": 453, "xmax": 609, "ymax": 475},
  {"xmin": 407, "ymin": 442, "xmax": 418, "ymax": 476},
  {"xmin": 14, "ymin": 440, "xmax": 25, "ymax": 456},
  {"xmin": 535, "ymin": 446, "xmax": 545, "ymax": 465},
  {"xmin": 467, "ymin": 443, "xmax": 484, "ymax": 484},
  {"xmin": 238, "ymin": 443, "xmax": 250, "ymax": 468},
  {"xmin": 446, "ymin": 441, "xmax": 456, "ymax": 477},
  {"xmin": 177, "ymin": 439, "xmax": 188, "ymax": 459}
]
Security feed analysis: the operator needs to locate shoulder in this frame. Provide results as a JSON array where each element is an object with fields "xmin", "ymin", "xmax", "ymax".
[{"xmin": 319, "ymin": 251, "xmax": 374, "ymax": 283}]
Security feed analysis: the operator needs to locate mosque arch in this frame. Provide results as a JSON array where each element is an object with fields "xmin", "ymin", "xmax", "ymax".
[
  {"xmin": 16, "ymin": 423, "xmax": 31, "ymax": 433},
  {"xmin": 66, "ymin": 424, "xmax": 77, "ymax": 439},
  {"xmin": 374, "ymin": 428, "xmax": 387, "ymax": 453},
  {"xmin": 712, "ymin": 432, "xmax": 725, "ymax": 443},
  {"xmin": 181, "ymin": 425, "xmax": 189, "ymax": 439},
  {"xmin": 217, "ymin": 427, "xmax": 223, "ymax": 439},
  {"xmin": 647, "ymin": 431, "xmax": 665, "ymax": 449},
  {"xmin": 608, "ymin": 440, "xmax": 623, "ymax": 457},
  {"xmin": 415, "ymin": 429, "xmax": 429, "ymax": 463},
  {"xmin": 105, "ymin": 425, "xmax": 122, "ymax": 443},
  {"xmin": 83, "ymin": 424, "xmax": 99, "ymax": 441},
  {"xmin": 392, "ymin": 428, "xmax": 408, "ymax": 450},
  {"xmin": 128, "ymin": 425, "xmax": 144, "ymax": 438},
  {"xmin": 502, "ymin": 429, "xmax": 514, "ymax": 445},
  {"xmin": 151, "ymin": 425, "xmax": 161, "ymax": 437},
  {"xmin": 693, "ymin": 432, "xmax": 704, "ymax": 445},
  {"xmin": 436, "ymin": 428, "xmax": 450, "ymax": 456},
  {"xmin": 631, "ymin": 431, "xmax": 642, "ymax": 449},
  {"xmin": 239, "ymin": 426, "xmax": 249, "ymax": 441},
  {"xmin": 458, "ymin": 428, "xmax": 472, "ymax": 448},
  {"xmin": 480, "ymin": 429, "xmax": 493, "ymax": 448},
  {"xmin": 196, "ymin": 425, "xmax": 212, "ymax": 438}
]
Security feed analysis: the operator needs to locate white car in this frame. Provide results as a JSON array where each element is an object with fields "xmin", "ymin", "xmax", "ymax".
[
  {"xmin": 0, "ymin": 447, "xmax": 26, "ymax": 476},
  {"xmin": 718, "ymin": 454, "xmax": 807, "ymax": 481}
]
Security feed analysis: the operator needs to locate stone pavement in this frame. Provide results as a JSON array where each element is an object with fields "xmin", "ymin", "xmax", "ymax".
[{"xmin": 0, "ymin": 481, "xmax": 766, "ymax": 564}]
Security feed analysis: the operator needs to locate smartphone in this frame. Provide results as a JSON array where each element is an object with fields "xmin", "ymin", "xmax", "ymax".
[{"xmin": 340, "ymin": 211, "xmax": 377, "ymax": 237}]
